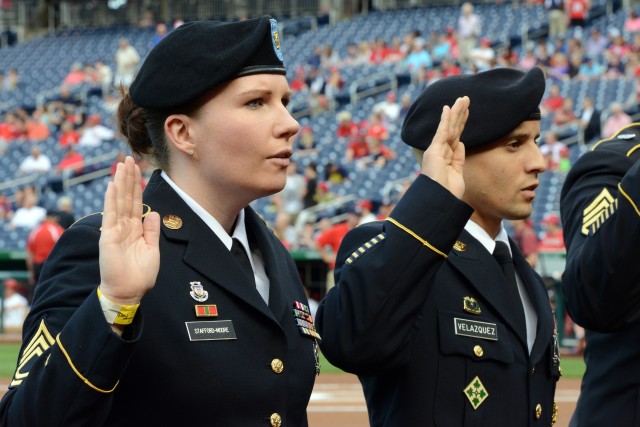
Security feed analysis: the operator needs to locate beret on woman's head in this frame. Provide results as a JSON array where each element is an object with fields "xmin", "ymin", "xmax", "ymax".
[
  {"xmin": 401, "ymin": 67, "xmax": 546, "ymax": 151},
  {"xmin": 129, "ymin": 16, "xmax": 286, "ymax": 110}
]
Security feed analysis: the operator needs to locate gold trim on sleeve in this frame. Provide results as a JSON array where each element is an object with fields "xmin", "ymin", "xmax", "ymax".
[
  {"xmin": 55, "ymin": 334, "xmax": 119, "ymax": 394},
  {"xmin": 385, "ymin": 217, "xmax": 447, "ymax": 258},
  {"xmin": 618, "ymin": 183, "xmax": 640, "ymax": 217}
]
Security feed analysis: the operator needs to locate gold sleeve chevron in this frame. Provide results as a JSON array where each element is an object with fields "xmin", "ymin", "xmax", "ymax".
[
  {"xmin": 10, "ymin": 319, "xmax": 55, "ymax": 387},
  {"xmin": 582, "ymin": 188, "xmax": 617, "ymax": 236},
  {"xmin": 346, "ymin": 233, "xmax": 386, "ymax": 265},
  {"xmin": 385, "ymin": 217, "xmax": 447, "ymax": 258}
]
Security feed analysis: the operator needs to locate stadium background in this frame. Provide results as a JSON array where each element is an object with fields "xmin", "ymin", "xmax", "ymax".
[{"xmin": 0, "ymin": 0, "xmax": 635, "ymax": 424}]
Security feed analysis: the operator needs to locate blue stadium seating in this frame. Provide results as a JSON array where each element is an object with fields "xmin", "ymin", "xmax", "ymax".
[{"xmin": 0, "ymin": 2, "xmax": 636, "ymax": 250}]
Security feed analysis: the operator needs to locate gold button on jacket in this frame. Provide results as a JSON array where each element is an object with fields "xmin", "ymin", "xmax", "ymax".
[
  {"xmin": 271, "ymin": 358, "xmax": 284, "ymax": 374},
  {"xmin": 270, "ymin": 412, "xmax": 282, "ymax": 427}
]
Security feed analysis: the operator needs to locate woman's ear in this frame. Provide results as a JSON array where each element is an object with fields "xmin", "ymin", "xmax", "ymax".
[{"xmin": 165, "ymin": 114, "xmax": 196, "ymax": 157}]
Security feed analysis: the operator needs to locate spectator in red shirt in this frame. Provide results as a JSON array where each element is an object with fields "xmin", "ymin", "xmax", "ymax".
[
  {"xmin": 364, "ymin": 111, "xmax": 389, "ymax": 141},
  {"xmin": 541, "ymin": 83, "xmax": 564, "ymax": 115},
  {"xmin": 510, "ymin": 219, "xmax": 540, "ymax": 267},
  {"xmin": 56, "ymin": 146, "xmax": 85, "ymax": 175},
  {"xmin": 62, "ymin": 62, "xmax": 87, "ymax": 86},
  {"xmin": 25, "ymin": 109, "xmax": 50, "ymax": 142},
  {"xmin": 316, "ymin": 207, "xmax": 361, "ymax": 290},
  {"xmin": 25, "ymin": 209, "xmax": 64, "ymax": 302},
  {"xmin": 345, "ymin": 135, "xmax": 369, "ymax": 162},
  {"xmin": 58, "ymin": 121, "xmax": 80, "ymax": 147},
  {"xmin": 568, "ymin": 0, "xmax": 589, "ymax": 28},
  {"xmin": 336, "ymin": 110, "xmax": 359, "ymax": 139},
  {"xmin": 539, "ymin": 213, "xmax": 565, "ymax": 252}
]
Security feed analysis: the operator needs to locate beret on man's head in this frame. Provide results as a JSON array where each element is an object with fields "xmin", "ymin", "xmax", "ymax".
[
  {"xmin": 129, "ymin": 16, "xmax": 285, "ymax": 110},
  {"xmin": 401, "ymin": 67, "xmax": 545, "ymax": 151}
]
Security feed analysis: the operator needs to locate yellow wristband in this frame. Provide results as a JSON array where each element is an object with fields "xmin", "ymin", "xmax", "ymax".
[{"xmin": 97, "ymin": 287, "xmax": 140, "ymax": 326}]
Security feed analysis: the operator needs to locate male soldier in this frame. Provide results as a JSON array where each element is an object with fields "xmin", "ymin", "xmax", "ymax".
[
  {"xmin": 560, "ymin": 122, "xmax": 640, "ymax": 426},
  {"xmin": 317, "ymin": 67, "xmax": 560, "ymax": 426}
]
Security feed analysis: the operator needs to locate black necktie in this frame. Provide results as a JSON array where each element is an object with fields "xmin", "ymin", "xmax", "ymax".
[
  {"xmin": 231, "ymin": 238, "xmax": 255, "ymax": 285},
  {"xmin": 493, "ymin": 241, "xmax": 526, "ymax": 327}
]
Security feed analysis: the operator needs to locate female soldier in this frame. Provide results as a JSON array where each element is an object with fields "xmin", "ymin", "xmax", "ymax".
[{"xmin": 0, "ymin": 17, "xmax": 318, "ymax": 426}]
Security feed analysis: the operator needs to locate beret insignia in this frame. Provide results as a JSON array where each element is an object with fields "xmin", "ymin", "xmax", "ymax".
[{"xmin": 270, "ymin": 18, "xmax": 284, "ymax": 61}]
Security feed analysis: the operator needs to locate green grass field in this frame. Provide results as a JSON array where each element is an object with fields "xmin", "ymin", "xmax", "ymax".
[{"xmin": 0, "ymin": 343, "xmax": 586, "ymax": 379}]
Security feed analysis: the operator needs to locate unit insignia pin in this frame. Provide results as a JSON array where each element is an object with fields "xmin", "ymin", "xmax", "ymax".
[
  {"xmin": 163, "ymin": 214, "xmax": 183, "ymax": 230},
  {"xmin": 189, "ymin": 281, "xmax": 208, "ymax": 302},
  {"xmin": 453, "ymin": 241, "xmax": 467, "ymax": 252},
  {"xmin": 463, "ymin": 296, "xmax": 481, "ymax": 315},
  {"xmin": 464, "ymin": 376, "xmax": 489, "ymax": 410}
]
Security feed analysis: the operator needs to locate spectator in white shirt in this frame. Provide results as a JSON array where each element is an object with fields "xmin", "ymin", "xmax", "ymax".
[
  {"xmin": 9, "ymin": 194, "xmax": 46, "ymax": 230},
  {"xmin": 78, "ymin": 114, "xmax": 115, "ymax": 147},
  {"xmin": 2, "ymin": 278, "xmax": 29, "ymax": 332},
  {"xmin": 18, "ymin": 146, "xmax": 52, "ymax": 175},
  {"xmin": 373, "ymin": 92, "xmax": 402, "ymax": 122}
]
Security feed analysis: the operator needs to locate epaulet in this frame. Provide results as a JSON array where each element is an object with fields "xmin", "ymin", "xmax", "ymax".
[
  {"xmin": 345, "ymin": 233, "xmax": 386, "ymax": 265},
  {"xmin": 69, "ymin": 204, "xmax": 153, "ymax": 231},
  {"xmin": 591, "ymin": 122, "xmax": 640, "ymax": 160},
  {"xmin": 69, "ymin": 212, "xmax": 103, "ymax": 229}
]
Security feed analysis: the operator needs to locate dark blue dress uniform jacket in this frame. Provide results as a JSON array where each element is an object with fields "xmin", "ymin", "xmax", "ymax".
[
  {"xmin": 560, "ymin": 123, "xmax": 640, "ymax": 426},
  {"xmin": 0, "ymin": 171, "xmax": 316, "ymax": 426},
  {"xmin": 317, "ymin": 174, "xmax": 559, "ymax": 427}
]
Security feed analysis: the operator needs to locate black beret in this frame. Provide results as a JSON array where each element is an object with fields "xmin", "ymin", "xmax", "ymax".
[
  {"xmin": 129, "ymin": 16, "xmax": 285, "ymax": 110},
  {"xmin": 401, "ymin": 67, "xmax": 545, "ymax": 151}
]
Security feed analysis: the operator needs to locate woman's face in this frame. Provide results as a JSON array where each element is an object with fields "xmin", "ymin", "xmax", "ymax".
[{"xmin": 187, "ymin": 74, "xmax": 300, "ymax": 203}]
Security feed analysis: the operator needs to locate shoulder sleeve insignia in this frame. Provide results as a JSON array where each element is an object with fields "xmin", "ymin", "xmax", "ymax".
[
  {"xmin": 582, "ymin": 188, "xmax": 617, "ymax": 236},
  {"xmin": 10, "ymin": 319, "xmax": 55, "ymax": 387},
  {"xmin": 345, "ymin": 233, "xmax": 385, "ymax": 265}
]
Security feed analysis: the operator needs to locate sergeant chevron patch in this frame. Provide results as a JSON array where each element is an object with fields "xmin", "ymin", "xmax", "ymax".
[
  {"xmin": 582, "ymin": 188, "xmax": 617, "ymax": 236},
  {"xmin": 345, "ymin": 233, "xmax": 385, "ymax": 265},
  {"xmin": 10, "ymin": 319, "xmax": 55, "ymax": 387}
]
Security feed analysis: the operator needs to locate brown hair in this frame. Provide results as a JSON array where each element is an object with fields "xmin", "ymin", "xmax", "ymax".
[
  {"xmin": 116, "ymin": 89, "xmax": 206, "ymax": 171},
  {"xmin": 117, "ymin": 90, "xmax": 171, "ymax": 170}
]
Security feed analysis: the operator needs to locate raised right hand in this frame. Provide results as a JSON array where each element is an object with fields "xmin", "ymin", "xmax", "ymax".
[
  {"xmin": 98, "ymin": 156, "xmax": 160, "ymax": 306},
  {"xmin": 421, "ymin": 96, "xmax": 469, "ymax": 199}
]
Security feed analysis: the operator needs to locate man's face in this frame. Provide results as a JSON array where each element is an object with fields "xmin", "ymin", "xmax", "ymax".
[{"xmin": 462, "ymin": 120, "xmax": 546, "ymax": 236}]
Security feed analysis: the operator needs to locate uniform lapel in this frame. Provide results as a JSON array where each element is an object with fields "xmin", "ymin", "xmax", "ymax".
[
  {"xmin": 448, "ymin": 231, "xmax": 528, "ymax": 350},
  {"xmin": 143, "ymin": 172, "xmax": 277, "ymax": 323},
  {"xmin": 511, "ymin": 241, "xmax": 554, "ymax": 363}
]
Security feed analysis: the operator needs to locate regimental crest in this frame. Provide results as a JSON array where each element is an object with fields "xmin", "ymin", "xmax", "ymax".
[
  {"xmin": 581, "ymin": 188, "xmax": 617, "ymax": 236},
  {"xmin": 163, "ymin": 214, "xmax": 183, "ymax": 230},
  {"xmin": 189, "ymin": 281, "xmax": 209, "ymax": 302},
  {"xmin": 269, "ymin": 18, "xmax": 284, "ymax": 62},
  {"xmin": 10, "ymin": 319, "xmax": 55, "ymax": 387},
  {"xmin": 453, "ymin": 240, "xmax": 467, "ymax": 252},
  {"xmin": 463, "ymin": 296, "xmax": 481, "ymax": 315},
  {"xmin": 464, "ymin": 376, "xmax": 489, "ymax": 410}
]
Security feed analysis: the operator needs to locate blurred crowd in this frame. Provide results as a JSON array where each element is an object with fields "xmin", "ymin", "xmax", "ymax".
[{"xmin": 2, "ymin": 1, "xmax": 639, "ymax": 333}]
